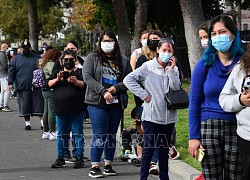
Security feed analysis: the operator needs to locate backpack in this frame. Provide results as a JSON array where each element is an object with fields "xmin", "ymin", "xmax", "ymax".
[{"xmin": 32, "ymin": 68, "xmax": 45, "ymax": 88}]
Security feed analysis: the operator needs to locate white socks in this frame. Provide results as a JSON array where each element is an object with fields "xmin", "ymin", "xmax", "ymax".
[
  {"xmin": 40, "ymin": 120, "xmax": 43, "ymax": 127},
  {"xmin": 25, "ymin": 121, "xmax": 31, "ymax": 126}
]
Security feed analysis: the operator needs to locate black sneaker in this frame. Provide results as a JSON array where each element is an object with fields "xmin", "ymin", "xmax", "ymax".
[
  {"xmin": 83, "ymin": 156, "xmax": 90, "ymax": 162},
  {"xmin": 103, "ymin": 164, "xmax": 116, "ymax": 176},
  {"xmin": 2, "ymin": 106, "xmax": 12, "ymax": 112},
  {"xmin": 89, "ymin": 166, "xmax": 103, "ymax": 178},
  {"xmin": 25, "ymin": 125, "xmax": 31, "ymax": 131},
  {"xmin": 65, "ymin": 155, "xmax": 76, "ymax": 164},
  {"xmin": 51, "ymin": 158, "xmax": 66, "ymax": 168},
  {"xmin": 73, "ymin": 157, "xmax": 84, "ymax": 169}
]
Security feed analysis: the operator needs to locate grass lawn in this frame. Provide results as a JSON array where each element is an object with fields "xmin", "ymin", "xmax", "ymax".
[{"xmin": 123, "ymin": 80, "xmax": 202, "ymax": 171}]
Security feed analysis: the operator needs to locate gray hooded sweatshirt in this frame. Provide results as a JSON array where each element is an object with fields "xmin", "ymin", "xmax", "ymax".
[
  {"xmin": 219, "ymin": 63, "xmax": 250, "ymax": 141},
  {"xmin": 123, "ymin": 57, "xmax": 180, "ymax": 125}
]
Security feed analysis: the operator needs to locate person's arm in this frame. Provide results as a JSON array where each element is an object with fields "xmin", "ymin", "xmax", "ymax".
[
  {"xmin": 188, "ymin": 60, "xmax": 206, "ymax": 159},
  {"xmin": 167, "ymin": 57, "xmax": 181, "ymax": 91},
  {"xmin": 112, "ymin": 57, "xmax": 132, "ymax": 94},
  {"xmin": 48, "ymin": 71, "xmax": 63, "ymax": 87},
  {"xmin": 68, "ymin": 75, "xmax": 84, "ymax": 88},
  {"xmin": 0, "ymin": 52, "xmax": 8, "ymax": 71},
  {"xmin": 219, "ymin": 65, "xmax": 248, "ymax": 111},
  {"xmin": 82, "ymin": 53, "xmax": 107, "ymax": 96},
  {"xmin": 123, "ymin": 63, "xmax": 149, "ymax": 101},
  {"xmin": 188, "ymin": 61, "xmax": 206, "ymax": 140},
  {"xmin": 130, "ymin": 49, "xmax": 139, "ymax": 71},
  {"xmin": 8, "ymin": 58, "xmax": 16, "ymax": 90}
]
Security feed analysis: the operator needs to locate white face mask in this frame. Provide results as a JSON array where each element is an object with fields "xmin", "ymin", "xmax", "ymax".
[
  {"xmin": 101, "ymin": 42, "xmax": 115, "ymax": 53},
  {"xmin": 201, "ymin": 39, "xmax": 208, "ymax": 48},
  {"xmin": 141, "ymin": 39, "xmax": 147, "ymax": 47}
]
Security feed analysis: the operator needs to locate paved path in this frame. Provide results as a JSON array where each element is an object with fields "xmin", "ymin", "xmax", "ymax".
[{"xmin": 0, "ymin": 98, "xmax": 200, "ymax": 180}]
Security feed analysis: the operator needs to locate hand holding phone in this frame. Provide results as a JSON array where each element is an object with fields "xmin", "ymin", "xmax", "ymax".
[
  {"xmin": 62, "ymin": 71, "xmax": 70, "ymax": 81},
  {"xmin": 197, "ymin": 149, "xmax": 205, "ymax": 162}
]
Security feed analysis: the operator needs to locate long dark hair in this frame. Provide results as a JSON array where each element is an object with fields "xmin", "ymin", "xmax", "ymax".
[
  {"xmin": 239, "ymin": 44, "xmax": 250, "ymax": 76},
  {"xmin": 202, "ymin": 15, "xmax": 243, "ymax": 67},
  {"xmin": 95, "ymin": 30, "xmax": 123, "ymax": 80}
]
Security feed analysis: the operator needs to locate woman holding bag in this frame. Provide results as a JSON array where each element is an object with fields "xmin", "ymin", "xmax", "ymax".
[{"xmin": 124, "ymin": 38, "xmax": 180, "ymax": 180}]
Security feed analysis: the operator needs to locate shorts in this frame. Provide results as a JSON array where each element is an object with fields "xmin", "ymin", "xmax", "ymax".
[{"xmin": 17, "ymin": 89, "xmax": 44, "ymax": 117}]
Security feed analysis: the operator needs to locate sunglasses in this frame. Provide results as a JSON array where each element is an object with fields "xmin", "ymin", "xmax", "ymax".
[
  {"xmin": 67, "ymin": 48, "xmax": 77, "ymax": 50},
  {"xmin": 159, "ymin": 38, "xmax": 174, "ymax": 45},
  {"xmin": 63, "ymin": 58, "xmax": 75, "ymax": 62}
]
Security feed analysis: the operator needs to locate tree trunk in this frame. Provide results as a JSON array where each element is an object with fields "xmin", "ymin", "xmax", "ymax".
[
  {"xmin": 112, "ymin": 0, "xmax": 131, "ymax": 57},
  {"xmin": 131, "ymin": 0, "xmax": 148, "ymax": 52},
  {"xmin": 179, "ymin": 0, "xmax": 204, "ymax": 74},
  {"xmin": 27, "ymin": 0, "xmax": 39, "ymax": 51}
]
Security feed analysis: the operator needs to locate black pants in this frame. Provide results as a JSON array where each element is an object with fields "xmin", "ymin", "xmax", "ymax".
[{"xmin": 238, "ymin": 135, "xmax": 250, "ymax": 180}]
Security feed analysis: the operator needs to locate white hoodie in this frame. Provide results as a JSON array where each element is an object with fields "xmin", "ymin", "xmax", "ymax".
[{"xmin": 219, "ymin": 63, "xmax": 250, "ymax": 141}]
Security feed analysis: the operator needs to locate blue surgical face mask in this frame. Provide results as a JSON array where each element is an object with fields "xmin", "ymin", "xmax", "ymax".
[
  {"xmin": 211, "ymin": 34, "xmax": 233, "ymax": 52},
  {"xmin": 141, "ymin": 39, "xmax": 147, "ymax": 47},
  {"xmin": 158, "ymin": 52, "xmax": 172, "ymax": 63}
]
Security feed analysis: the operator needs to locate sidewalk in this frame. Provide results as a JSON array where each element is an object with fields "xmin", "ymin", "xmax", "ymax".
[{"xmin": 0, "ymin": 98, "xmax": 200, "ymax": 180}]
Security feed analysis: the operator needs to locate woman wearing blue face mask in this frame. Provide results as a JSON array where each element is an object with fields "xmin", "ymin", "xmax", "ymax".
[
  {"xmin": 188, "ymin": 15, "xmax": 244, "ymax": 179},
  {"xmin": 124, "ymin": 39, "xmax": 181, "ymax": 180}
]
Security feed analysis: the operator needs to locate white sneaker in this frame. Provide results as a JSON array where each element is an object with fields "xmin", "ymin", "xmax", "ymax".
[
  {"xmin": 49, "ymin": 132, "xmax": 57, "ymax": 140},
  {"xmin": 41, "ymin": 132, "xmax": 50, "ymax": 139}
]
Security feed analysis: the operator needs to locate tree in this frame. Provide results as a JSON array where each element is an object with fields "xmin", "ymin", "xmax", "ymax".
[
  {"xmin": 0, "ymin": 0, "xmax": 65, "ymax": 49},
  {"xmin": 112, "ymin": 0, "xmax": 131, "ymax": 57},
  {"xmin": 27, "ymin": 0, "xmax": 39, "ymax": 51},
  {"xmin": 131, "ymin": 0, "xmax": 148, "ymax": 52},
  {"xmin": 179, "ymin": 0, "xmax": 204, "ymax": 73}
]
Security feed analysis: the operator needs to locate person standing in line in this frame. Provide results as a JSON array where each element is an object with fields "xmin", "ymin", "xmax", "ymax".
[
  {"xmin": 40, "ymin": 48, "xmax": 62, "ymax": 140},
  {"xmin": 194, "ymin": 20, "xmax": 210, "ymax": 180},
  {"xmin": 65, "ymin": 40, "xmax": 90, "ymax": 162},
  {"xmin": 0, "ymin": 43, "xmax": 12, "ymax": 112},
  {"xmin": 124, "ymin": 38, "xmax": 181, "ymax": 180},
  {"xmin": 198, "ymin": 21, "xmax": 210, "ymax": 49},
  {"xmin": 188, "ymin": 15, "xmax": 244, "ymax": 179},
  {"xmin": 219, "ymin": 44, "xmax": 250, "ymax": 180},
  {"xmin": 65, "ymin": 40, "xmax": 84, "ymax": 68},
  {"xmin": 83, "ymin": 30, "xmax": 132, "ymax": 178},
  {"xmin": 130, "ymin": 30, "xmax": 149, "ymax": 71},
  {"xmin": 49, "ymin": 49, "xmax": 85, "ymax": 169},
  {"xmin": 8, "ymin": 40, "xmax": 43, "ymax": 130}
]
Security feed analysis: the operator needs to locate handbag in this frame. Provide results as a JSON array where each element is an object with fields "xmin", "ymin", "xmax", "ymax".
[{"xmin": 165, "ymin": 87, "xmax": 189, "ymax": 110}]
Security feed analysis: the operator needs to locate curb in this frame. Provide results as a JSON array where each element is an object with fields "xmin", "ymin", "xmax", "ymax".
[{"xmin": 169, "ymin": 159, "xmax": 201, "ymax": 180}]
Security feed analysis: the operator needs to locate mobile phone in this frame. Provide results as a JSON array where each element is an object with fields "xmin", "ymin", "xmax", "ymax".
[
  {"xmin": 197, "ymin": 149, "xmax": 205, "ymax": 162},
  {"xmin": 243, "ymin": 76, "xmax": 250, "ymax": 93},
  {"xmin": 106, "ymin": 96, "xmax": 119, "ymax": 104},
  {"xmin": 62, "ymin": 71, "xmax": 70, "ymax": 81}
]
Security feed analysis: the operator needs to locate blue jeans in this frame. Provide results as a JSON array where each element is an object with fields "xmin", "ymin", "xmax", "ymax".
[
  {"xmin": 56, "ymin": 112, "xmax": 84, "ymax": 159},
  {"xmin": 140, "ymin": 121, "xmax": 175, "ymax": 180},
  {"xmin": 88, "ymin": 105, "xmax": 122, "ymax": 164}
]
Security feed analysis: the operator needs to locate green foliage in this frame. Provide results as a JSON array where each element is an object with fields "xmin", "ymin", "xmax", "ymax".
[
  {"xmin": 0, "ymin": 0, "xmax": 65, "ymax": 42},
  {"xmin": 0, "ymin": 0, "xmax": 29, "ymax": 41},
  {"xmin": 90, "ymin": 0, "xmax": 117, "ymax": 31}
]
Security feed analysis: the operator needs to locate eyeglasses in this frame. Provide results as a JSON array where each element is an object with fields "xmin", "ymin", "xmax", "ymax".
[
  {"xmin": 159, "ymin": 38, "xmax": 174, "ymax": 45},
  {"xmin": 63, "ymin": 58, "xmax": 75, "ymax": 62},
  {"xmin": 102, "ymin": 39, "xmax": 114, "ymax": 42},
  {"xmin": 67, "ymin": 48, "xmax": 77, "ymax": 50}
]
